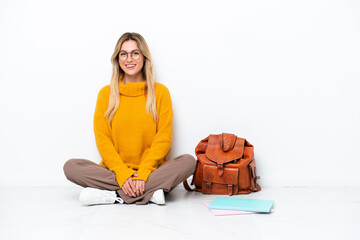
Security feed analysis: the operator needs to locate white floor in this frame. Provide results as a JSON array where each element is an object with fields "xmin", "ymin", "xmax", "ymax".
[{"xmin": 0, "ymin": 186, "xmax": 359, "ymax": 240}]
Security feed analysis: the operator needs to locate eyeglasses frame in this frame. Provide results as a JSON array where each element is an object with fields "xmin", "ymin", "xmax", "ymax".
[{"xmin": 118, "ymin": 50, "xmax": 143, "ymax": 61}]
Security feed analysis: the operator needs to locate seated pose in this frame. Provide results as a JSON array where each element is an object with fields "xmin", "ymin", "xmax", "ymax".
[{"xmin": 63, "ymin": 32, "xmax": 196, "ymax": 205}]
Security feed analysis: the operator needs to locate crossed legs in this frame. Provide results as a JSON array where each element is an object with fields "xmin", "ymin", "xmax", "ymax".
[{"xmin": 63, "ymin": 154, "xmax": 196, "ymax": 205}]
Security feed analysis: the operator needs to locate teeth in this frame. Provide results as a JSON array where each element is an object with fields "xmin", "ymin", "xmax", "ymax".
[{"xmin": 126, "ymin": 65, "xmax": 135, "ymax": 67}]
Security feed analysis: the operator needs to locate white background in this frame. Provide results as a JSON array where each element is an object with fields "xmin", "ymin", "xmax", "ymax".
[{"xmin": 0, "ymin": 0, "xmax": 359, "ymax": 187}]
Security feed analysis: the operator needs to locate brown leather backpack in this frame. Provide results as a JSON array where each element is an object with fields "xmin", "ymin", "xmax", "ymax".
[{"xmin": 183, "ymin": 133, "xmax": 261, "ymax": 195}]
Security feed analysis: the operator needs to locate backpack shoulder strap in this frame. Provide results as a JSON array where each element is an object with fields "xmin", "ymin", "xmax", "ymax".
[{"xmin": 183, "ymin": 178, "xmax": 195, "ymax": 191}]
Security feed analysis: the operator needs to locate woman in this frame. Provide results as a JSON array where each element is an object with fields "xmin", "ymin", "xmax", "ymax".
[{"xmin": 63, "ymin": 32, "xmax": 196, "ymax": 205}]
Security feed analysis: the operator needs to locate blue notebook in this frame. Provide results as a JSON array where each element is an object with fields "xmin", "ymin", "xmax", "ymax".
[{"xmin": 208, "ymin": 197, "xmax": 274, "ymax": 213}]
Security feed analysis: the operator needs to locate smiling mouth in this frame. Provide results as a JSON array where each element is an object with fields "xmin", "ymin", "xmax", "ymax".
[{"xmin": 125, "ymin": 64, "xmax": 136, "ymax": 68}]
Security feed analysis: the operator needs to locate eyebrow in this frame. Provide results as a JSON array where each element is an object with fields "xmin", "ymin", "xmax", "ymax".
[{"xmin": 120, "ymin": 49, "xmax": 140, "ymax": 52}]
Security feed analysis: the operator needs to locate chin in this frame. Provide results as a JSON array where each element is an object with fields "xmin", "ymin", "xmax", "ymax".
[{"xmin": 125, "ymin": 71, "xmax": 140, "ymax": 76}]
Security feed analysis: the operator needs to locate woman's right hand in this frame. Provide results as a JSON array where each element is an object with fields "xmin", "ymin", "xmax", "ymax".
[{"xmin": 122, "ymin": 175, "xmax": 137, "ymax": 197}]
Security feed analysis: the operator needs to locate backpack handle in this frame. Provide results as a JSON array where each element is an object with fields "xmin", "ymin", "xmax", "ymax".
[{"xmin": 220, "ymin": 133, "xmax": 237, "ymax": 152}]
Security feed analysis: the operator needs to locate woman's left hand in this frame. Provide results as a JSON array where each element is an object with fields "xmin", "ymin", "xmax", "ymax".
[
  {"xmin": 132, "ymin": 172, "xmax": 145, "ymax": 197},
  {"xmin": 133, "ymin": 179, "xmax": 145, "ymax": 197}
]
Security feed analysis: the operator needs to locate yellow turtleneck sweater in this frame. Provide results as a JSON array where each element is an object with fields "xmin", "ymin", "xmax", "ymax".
[{"xmin": 93, "ymin": 80, "xmax": 173, "ymax": 187}]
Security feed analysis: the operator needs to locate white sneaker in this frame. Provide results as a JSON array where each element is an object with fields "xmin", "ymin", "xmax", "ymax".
[
  {"xmin": 149, "ymin": 189, "xmax": 165, "ymax": 205},
  {"xmin": 79, "ymin": 187, "xmax": 124, "ymax": 205}
]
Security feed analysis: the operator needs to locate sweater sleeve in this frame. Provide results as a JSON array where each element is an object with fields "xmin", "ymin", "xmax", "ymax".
[
  {"xmin": 93, "ymin": 87, "xmax": 135, "ymax": 187},
  {"xmin": 132, "ymin": 85, "xmax": 173, "ymax": 182}
]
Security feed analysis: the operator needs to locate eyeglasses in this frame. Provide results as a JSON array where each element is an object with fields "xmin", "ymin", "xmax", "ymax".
[{"xmin": 119, "ymin": 50, "xmax": 142, "ymax": 61}]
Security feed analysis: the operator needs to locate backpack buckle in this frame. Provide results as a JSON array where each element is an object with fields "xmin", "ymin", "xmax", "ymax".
[{"xmin": 217, "ymin": 163, "xmax": 224, "ymax": 177}]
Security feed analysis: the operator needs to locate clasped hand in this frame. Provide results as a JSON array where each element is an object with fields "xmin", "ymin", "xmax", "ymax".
[{"xmin": 122, "ymin": 172, "xmax": 145, "ymax": 197}]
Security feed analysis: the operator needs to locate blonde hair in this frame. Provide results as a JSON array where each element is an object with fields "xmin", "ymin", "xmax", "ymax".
[{"xmin": 105, "ymin": 32, "xmax": 157, "ymax": 124}]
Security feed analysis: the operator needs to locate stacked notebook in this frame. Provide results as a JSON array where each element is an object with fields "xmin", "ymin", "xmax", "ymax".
[{"xmin": 206, "ymin": 197, "xmax": 275, "ymax": 216}]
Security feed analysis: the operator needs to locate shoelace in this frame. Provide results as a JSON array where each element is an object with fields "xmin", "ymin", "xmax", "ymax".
[{"xmin": 96, "ymin": 191, "xmax": 124, "ymax": 204}]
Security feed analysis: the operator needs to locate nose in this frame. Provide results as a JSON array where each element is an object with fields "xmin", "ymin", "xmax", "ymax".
[{"xmin": 126, "ymin": 54, "xmax": 134, "ymax": 62}]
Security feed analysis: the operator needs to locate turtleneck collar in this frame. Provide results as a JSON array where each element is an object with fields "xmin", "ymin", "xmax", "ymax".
[{"xmin": 119, "ymin": 78, "xmax": 146, "ymax": 97}]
